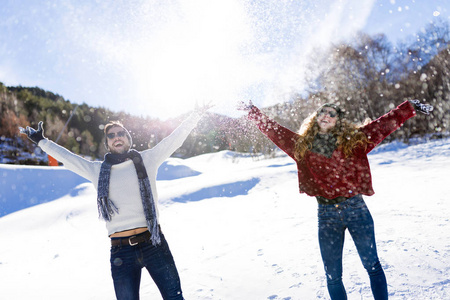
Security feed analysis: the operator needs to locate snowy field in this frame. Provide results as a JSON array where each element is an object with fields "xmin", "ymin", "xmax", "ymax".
[{"xmin": 0, "ymin": 138, "xmax": 449, "ymax": 299}]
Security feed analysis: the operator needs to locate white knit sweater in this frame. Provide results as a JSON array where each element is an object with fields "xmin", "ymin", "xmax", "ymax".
[{"xmin": 39, "ymin": 111, "xmax": 202, "ymax": 236}]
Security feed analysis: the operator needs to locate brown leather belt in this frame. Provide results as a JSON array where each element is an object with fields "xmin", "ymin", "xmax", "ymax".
[{"xmin": 111, "ymin": 230, "xmax": 151, "ymax": 247}]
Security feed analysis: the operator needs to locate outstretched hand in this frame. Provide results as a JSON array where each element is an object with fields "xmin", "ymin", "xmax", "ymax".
[
  {"xmin": 195, "ymin": 101, "xmax": 214, "ymax": 114},
  {"xmin": 237, "ymin": 100, "xmax": 255, "ymax": 112},
  {"xmin": 409, "ymin": 99, "xmax": 434, "ymax": 115},
  {"xmin": 19, "ymin": 121, "xmax": 46, "ymax": 144}
]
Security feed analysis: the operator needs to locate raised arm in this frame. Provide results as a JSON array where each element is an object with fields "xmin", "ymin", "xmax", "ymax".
[
  {"xmin": 238, "ymin": 100, "xmax": 299, "ymax": 159},
  {"xmin": 142, "ymin": 104, "xmax": 210, "ymax": 167},
  {"xmin": 361, "ymin": 100, "xmax": 417, "ymax": 153},
  {"xmin": 20, "ymin": 122, "xmax": 100, "ymax": 182}
]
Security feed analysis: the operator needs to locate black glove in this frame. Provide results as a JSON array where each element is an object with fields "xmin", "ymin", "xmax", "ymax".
[
  {"xmin": 19, "ymin": 121, "xmax": 46, "ymax": 144},
  {"xmin": 409, "ymin": 99, "xmax": 434, "ymax": 115}
]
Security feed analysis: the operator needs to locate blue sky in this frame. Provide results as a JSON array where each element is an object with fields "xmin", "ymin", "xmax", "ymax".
[{"xmin": 0, "ymin": 0, "xmax": 448, "ymax": 120}]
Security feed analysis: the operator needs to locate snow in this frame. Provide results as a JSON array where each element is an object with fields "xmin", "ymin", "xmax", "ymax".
[{"xmin": 0, "ymin": 138, "xmax": 449, "ymax": 299}]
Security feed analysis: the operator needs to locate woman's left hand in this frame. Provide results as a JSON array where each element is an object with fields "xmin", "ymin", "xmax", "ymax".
[{"xmin": 409, "ymin": 99, "xmax": 434, "ymax": 115}]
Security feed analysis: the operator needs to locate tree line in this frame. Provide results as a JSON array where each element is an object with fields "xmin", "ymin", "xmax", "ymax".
[{"xmin": 1, "ymin": 21, "xmax": 449, "ymax": 164}]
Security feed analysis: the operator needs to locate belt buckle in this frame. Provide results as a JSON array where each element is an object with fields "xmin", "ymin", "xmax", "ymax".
[{"xmin": 128, "ymin": 236, "xmax": 138, "ymax": 246}]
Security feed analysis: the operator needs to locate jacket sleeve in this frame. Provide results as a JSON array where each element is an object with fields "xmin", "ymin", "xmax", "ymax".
[
  {"xmin": 247, "ymin": 106, "xmax": 299, "ymax": 159},
  {"xmin": 361, "ymin": 100, "xmax": 416, "ymax": 153},
  {"xmin": 141, "ymin": 111, "xmax": 203, "ymax": 167},
  {"xmin": 38, "ymin": 139, "xmax": 100, "ymax": 182}
]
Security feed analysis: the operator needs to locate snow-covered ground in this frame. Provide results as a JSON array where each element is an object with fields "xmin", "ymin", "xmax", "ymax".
[{"xmin": 0, "ymin": 138, "xmax": 449, "ymax": 299}]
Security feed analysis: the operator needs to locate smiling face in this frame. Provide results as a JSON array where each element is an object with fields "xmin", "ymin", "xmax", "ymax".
[
  {"xmin": 317, "ymin": 107, "xmax": 338, "ymax": 134},
  {"xmin": 106, "ymin": 125, "xmax": 131, "ymax": 154}
]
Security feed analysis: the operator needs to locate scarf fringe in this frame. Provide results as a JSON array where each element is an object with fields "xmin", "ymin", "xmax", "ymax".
[
  {"xmin": 97, "ymin": 196, "xmax": 119, "ymax": 221},
  {"xmin": 139, "ymin": 179, "xmax": 161, "ymax": 245}
]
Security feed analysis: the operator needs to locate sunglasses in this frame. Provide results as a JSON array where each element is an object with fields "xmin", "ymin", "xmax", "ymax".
[
  {"xmin": 318, "ymin": 109, "xmax": 338, "ymax": 118},
  {"xmin": 106, "ymin": 130, "xmax": 127, "ymax": 139}
]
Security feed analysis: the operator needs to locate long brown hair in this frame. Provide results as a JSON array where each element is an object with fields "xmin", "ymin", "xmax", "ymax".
[{"xmin": 294, "ymin": 110, "xmax": 371, "ymax": 161}]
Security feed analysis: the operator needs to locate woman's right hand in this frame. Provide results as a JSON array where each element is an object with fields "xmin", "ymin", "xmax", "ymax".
[{"xmin": 237, "ymin": 100, "xmax": 255, "ymax": 112}]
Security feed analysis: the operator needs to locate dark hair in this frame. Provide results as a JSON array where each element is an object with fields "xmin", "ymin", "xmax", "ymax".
[{"xmin": 317, "ymin": 103, "xmax": 343, "ymax": 118}]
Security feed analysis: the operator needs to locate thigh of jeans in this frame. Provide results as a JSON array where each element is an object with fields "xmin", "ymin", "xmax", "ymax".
[
  {"xmin": 141, "ymin": 234, "xmax": 183, "ymax": 299},
  {"xmin": 343, "ymin": 196, "xmax": 374, "ymax": 229},
  {"xmin": 344, "ymin": 197, "xmax": 380, "ymax": 269},
  {"xmin": 318, "ymin": 206, "xmax": 346, "ymax": 279},
  {"xmin": 110, "ymin": 245, "xmax": 142, "ymax": 299}
]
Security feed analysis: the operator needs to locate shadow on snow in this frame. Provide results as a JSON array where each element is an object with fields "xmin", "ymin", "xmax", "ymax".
[{"xmin": 171, "ymin": 178, "xmax": 260, "ymax": 203}]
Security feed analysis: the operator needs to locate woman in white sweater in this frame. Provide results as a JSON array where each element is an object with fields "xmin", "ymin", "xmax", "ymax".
[{"xmin": 20, "ymin": 107, "xmax": 208, "ymax": 300}]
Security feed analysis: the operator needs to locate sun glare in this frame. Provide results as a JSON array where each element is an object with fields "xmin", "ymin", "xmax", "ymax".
[
  {"xmin": 80, "ymin": 0, "xmax": 380, "ymax": 120},
  {"xmin": 127, "ymin": 0, "xmax": 254, "ymax": 119}
]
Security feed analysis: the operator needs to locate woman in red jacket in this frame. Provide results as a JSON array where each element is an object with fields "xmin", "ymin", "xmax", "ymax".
[{"xmin": 238, "ymin": 99, "xmax": 432, "ymax": 300}]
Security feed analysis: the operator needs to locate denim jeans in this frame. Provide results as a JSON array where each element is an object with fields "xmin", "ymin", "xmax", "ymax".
[
  {"xmin": 318, "ymin": 195, "xmax": 388, "ymax": 300},
  {"xmin": 110, "ymin": 232, "xmax": 184, "ymax": 300}
]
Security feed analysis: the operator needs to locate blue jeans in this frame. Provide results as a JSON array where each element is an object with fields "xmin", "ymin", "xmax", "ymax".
[
  {"xmin": 110, "ymin": 232, "xmax": 184, "ymax": 300},
  {"xmin": 318, "ymin": 195, "xmax": 388, "ymax": 300}
]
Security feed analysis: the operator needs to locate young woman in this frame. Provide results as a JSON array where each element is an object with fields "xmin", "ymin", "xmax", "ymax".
[{"xmin": 238, "ymin": 99, "xmax": 432, "ymax": 300}]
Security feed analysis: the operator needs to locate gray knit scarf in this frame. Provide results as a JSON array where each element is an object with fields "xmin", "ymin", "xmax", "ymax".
[
  {"xmin": 97, "ymin": 149, "xmax": 161, "ymax": 245},
  {"xmin": 311, "ymin": 133, "xmax": 337, "ymax": 158}
]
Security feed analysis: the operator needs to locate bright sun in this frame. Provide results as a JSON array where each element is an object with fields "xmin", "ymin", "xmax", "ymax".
[{"xmin": 128, "ymin": 1, "xmax": 254, "ymax": 119}]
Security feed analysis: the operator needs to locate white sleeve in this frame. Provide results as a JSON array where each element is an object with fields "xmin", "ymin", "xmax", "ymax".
[
  {"xmin": 38, "ymin": 139, "xmax": 101, "ymax": 183},
  {"xmin": 141, "ymin": 111, "xmax": 203, "ymax": 167}
]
